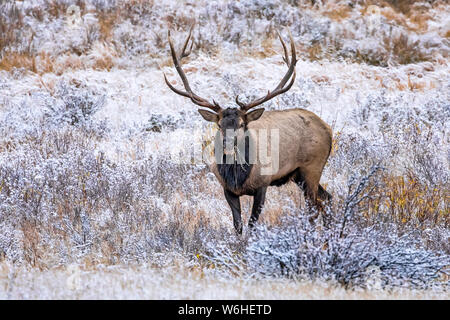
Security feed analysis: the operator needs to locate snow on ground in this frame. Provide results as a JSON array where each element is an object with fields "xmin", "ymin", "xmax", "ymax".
[
  {"xmin": 1, "ymin": 57, "xmax": 447, "ymax": 163},
  {"xmin": 1, "ymin": 262, "xmax": 448, "ymax": 299}
]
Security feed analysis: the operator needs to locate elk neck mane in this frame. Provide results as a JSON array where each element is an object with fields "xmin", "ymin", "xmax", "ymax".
[
  {"xmin": 217, "ymin": 136, "xmax": 252, "ymax": 191},
  {"xmin": 217, "ymin": 161, "xmax": 252, "ymax": 191}
]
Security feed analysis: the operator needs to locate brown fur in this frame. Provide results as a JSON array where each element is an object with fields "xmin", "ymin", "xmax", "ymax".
[{"xmin": 211, "ymin": 108, "xmax": 332, "ymax": 205}]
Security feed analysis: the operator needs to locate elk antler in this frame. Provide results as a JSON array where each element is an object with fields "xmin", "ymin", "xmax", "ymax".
[
  {"xmin": 235, "ymin": 29, "xmax": 297, "ymax": 111},
  {"xmin": 163, "ymin": 25, "xmax": 222, "ymax": 113}
]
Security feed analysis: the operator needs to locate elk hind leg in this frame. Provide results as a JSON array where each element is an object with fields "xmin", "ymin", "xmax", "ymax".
[
  {"xmin": 295, "ymin": 169, "xmax": 331, "ymax": 202},
  {"xmin": 318, "ymin": 184, "xmax": 332, "ymax": 201},
  {"xmin": 293, "ymin": 168, "xmax": 323, "ymax": 220}
]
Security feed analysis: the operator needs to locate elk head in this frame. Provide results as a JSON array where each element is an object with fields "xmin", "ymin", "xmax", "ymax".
[{"xmin": 163, "ymin": 25, "xmax": 297, "ymax": 160}]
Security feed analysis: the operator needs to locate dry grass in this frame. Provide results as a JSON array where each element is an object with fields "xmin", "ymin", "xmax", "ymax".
[
  {"xmin": 369, "ymin": 0, "xmax": 426, "ymax": 15},
  {"xmin": 0, "ymin": 44, "xmax": 118, "ymax": 74},
  {"xmin": 407, "ymin": 9, "xmax": 433, "ymax": 33},
  {"xmin": 322, "ymin": 3, "xmax": 352, "ymax": 21},
  {"xmin": 367, "ymin": 0, "xmax": 446, "ymax": 33},
  {"xmin": 0, "ymin": 50, "xmax": 117, "ymax": 75},
  {"xmin": 379, "ymin": 5, "xmax": 408, "ymax": 27},
  {"xmin": 96, "ymin": 6, "xmax": 120, "ymax": 43},
  {"xmin": 0, "ymin": 52, "xmax": 54, "ymax": 74},
  {"xmin": 45, "ymin": 0, "xmax": 71, "ymax": 18},
  {"xmin": 362, "ymin": 175, "xmax": 448, "ymax": 227},
  {"xmin": 307, "ymin": 43, "xmax": 324, "ymax": 61},
  {"xmin": 406, "ymin": 75, "xmax": 433, "ymax": 91},
  {"xmin": 85, "ymin": 41, "xmax": 118, "ymax": 71},
  {"xmin": 354, "ymin": 31, "xmax": 430, "ymax": 67}
]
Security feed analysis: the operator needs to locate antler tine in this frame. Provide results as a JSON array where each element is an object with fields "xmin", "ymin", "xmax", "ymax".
[
  {"xmin": 274, "ymin": 29, "xmax": 296, "ymax": 91},
  {"xmin": 235, "ymin": 95, "xmax": 245, "ymax": 108},
  {"xmin": 164, "ymin": 25, "xmax": 221, "ymax": 113},
  {"xmin": 180, "ymin": 24, "xmax": 194, "ymax": 59},
  {"xmin": 277, "ymin": 30, "xmax": 289, "ymax": 65},
  {"xmin": 237, "ymin": 28, "xmax": 298, "ymax": 112}
]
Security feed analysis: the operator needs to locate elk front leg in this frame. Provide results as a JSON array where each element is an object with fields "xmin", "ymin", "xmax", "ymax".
[
  {"xmin": 249, "ymin": 187, "xmax": 267, "ymax": 229},
  {"xmin": 224, "ymin": 189, "xmax": 242, "ymax": 234}
]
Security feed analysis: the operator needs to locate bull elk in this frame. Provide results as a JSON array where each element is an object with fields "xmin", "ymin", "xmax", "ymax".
[{"xmin": 164, "ymin": 26, "xmax": 332, "ymax": 234}]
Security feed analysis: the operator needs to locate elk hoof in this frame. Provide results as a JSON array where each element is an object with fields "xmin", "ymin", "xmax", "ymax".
[{"xmin": 234, "ymin": 223, "xmax": 243, "ymax": 235}]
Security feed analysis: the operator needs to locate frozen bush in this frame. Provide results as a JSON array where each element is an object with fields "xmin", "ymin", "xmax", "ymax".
[
  {"xmin": 206, "ymin": 166, "xmax": 449, "ymax": 289},
  {"xmin": 144, "ymin": 111, "xmax": 196, "ymax": 132},
  {"xmin": 44, "ymin": 80, "xmax": 106, "ymax": 126},
  {"xmin": 246, "ymin": 209, "xmax": 449, "ymax": 289}
]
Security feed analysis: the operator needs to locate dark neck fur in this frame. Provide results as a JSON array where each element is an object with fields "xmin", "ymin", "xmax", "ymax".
[
  {"xmin": 217, "ymin": 136, "xmax": 252, "ymax": 190},
  {"xmin": 218, "ymin": 162, "xmax": 252, "ymax": 191}
]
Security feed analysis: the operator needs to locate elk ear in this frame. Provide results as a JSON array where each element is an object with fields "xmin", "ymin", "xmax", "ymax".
[
  {"xmin": 198, "ymin": 109, "xmax": 219, "ymax": 122},
  {"xmin": 245, "ymin": 108, "xmax": 265, "ymax": 122}
]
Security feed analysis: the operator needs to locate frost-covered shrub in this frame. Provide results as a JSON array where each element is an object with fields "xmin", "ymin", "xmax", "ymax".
[
  {"xmin": 144, "ymin": 111, "xmax": 195, "ymax": 132},
  {"xmin": 246, "ymin": 211, "xmax": 449, "ymax": 289},
  {"xmin": 0, "ymin": 119, "xmax": 223, "ymax": 266},
  {"xmin": 205, "ymin": 166, "xmax": 449, "ymax": 289},
  {"xmin": 44, "ymin": 80, "xmax": 106, "ymax": 126}
]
